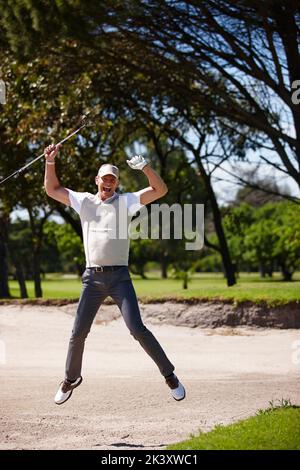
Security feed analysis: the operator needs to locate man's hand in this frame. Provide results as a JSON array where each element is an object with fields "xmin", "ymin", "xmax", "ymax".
[
  {"xmin": 44, "ymin": 144, "xmax": 61, "ymax": 163},
  {"xmin": 126, "ymin": 154, "xmax": 148, "ymax": 170}
]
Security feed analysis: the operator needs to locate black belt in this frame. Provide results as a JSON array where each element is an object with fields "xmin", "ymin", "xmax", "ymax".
[{"xmin": 87, "ymin": 266, "xmax": 126, "ymax": 272}]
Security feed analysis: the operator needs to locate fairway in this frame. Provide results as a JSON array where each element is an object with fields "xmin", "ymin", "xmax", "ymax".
[{"xmin": 8, "ymin": 272, "xmax": 300, "ymax": 304}]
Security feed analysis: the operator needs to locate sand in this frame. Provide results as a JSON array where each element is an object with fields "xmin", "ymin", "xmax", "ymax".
[{"xmin": 0, "ymin": 304, "xmax": 299, "ymax": 450}]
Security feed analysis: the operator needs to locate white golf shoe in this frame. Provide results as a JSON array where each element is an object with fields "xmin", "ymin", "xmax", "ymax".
[
  {"xmin": 54, "ymin": 376, "xmax": 83, "ymax": 405},
  {"xmin": 165, "ymin": 373, "xmax": 186, "ymax": 401}
]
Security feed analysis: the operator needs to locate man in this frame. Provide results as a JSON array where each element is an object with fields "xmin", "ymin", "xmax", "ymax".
[{"xmin": 44, "ymin": 144, "xmax": 185, "ymax": 405}]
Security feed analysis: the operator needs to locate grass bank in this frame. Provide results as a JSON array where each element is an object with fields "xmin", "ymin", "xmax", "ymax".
[{"xmin": 167, "ymin": 404, "xmax": 300, "ymax": 450}]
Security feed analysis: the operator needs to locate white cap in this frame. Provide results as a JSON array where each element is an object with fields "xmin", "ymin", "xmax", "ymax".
[{"xmin": 97, "ymin": 164, "xmax": 119, "ymax": 179}]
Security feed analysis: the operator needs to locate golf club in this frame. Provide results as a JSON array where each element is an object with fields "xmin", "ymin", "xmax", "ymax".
[{"xmin": 0, "ymin": 113, "xmax": 91, "ymax": 186}]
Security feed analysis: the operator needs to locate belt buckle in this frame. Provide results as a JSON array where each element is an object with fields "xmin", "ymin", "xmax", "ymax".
[{"xmin": 96, "ymin": 266, "xmax": 104, "ymax": 272}]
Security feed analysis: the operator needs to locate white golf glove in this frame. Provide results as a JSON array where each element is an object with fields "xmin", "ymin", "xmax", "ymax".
[{"xmin": 126, "ymin": 154, "xmax": 148, "ymax": 170}]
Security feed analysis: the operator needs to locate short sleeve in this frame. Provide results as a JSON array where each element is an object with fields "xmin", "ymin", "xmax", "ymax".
[
  {"xmin": 66, "ymin": 189, "xmax": 90, "ymax": 215},
  {"xmin": 123, "ymin": 191, "xmax": 145, "ymax": 216}
]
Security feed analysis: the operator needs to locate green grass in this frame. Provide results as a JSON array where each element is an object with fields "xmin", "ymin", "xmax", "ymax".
[
  {"xmin": 133, "ymin": 272, "xmax": 300, "ymax": 304},
  {"xmin": 7, "ymin": 272, "xmax": 300, "ymax": 305},
  {"xmin": 8, "ymin": 277, "xmax": 81, "ymax": 301},
  {"xmin": 167, "ymin": 406, "xmax": 300, "ymax": 450}
]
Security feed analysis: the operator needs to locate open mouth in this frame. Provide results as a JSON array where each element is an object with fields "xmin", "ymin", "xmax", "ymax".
[{"xmin": 103, "ymin": 187, "xmax": 111, "ymax": 193}]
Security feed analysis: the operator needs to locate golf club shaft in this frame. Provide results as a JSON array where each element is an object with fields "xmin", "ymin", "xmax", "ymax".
[{"xmin": 0, "ymin": 122, "xmax": 87, "ymax": 186}]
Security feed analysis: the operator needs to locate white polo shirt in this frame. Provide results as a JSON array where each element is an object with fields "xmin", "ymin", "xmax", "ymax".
[{"xmin": 67, "ymin": 189, "xmax": 144, "ymax": 267}]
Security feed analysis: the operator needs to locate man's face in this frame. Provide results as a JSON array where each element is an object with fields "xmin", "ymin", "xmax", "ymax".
[{"xmin": 95, "ymin": 174, "xmax": 119, "ymax": 200}]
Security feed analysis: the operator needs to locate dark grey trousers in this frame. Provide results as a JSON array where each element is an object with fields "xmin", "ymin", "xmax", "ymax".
[{"xmin": 65, "ymin": 266, "xmax": 174, "ymax": 380}]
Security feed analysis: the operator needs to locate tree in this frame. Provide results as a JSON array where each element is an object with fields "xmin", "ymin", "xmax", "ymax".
[
  {"xmin": 44, "ymin": 221, "xmax": 85, "ymax": 276},
  {"xmin": 223, "ymin": 203, "xmax": 255, "ymax": 274},
  {"xmin": 0, "ymin": 207, "xmax": 10, "ymax": 298},
  {"xmin": 2, "ymin": 1, "xmax": 299, "ymax": 188},
  {"xmin": 234, "ymin": 170, "xmax": 292, "ymax": 207},
  {"xmin": 224, "ymin": 201, "xmax": 300, "ymax": 280},
  {"xmin": 129, "ymin": 239, "xmax": 153, "ymax": 278},
  {"xmin": 107, "ymin": 0, "xmax": 300, "ymax": 189},
  {"xmin": 7, "ymin": 219, "xmax": 33, "ymax": 298},
  {"xmin": 272, "ymin": 202, "xmax": 300, "ymax": 281},
  {"xmin": 244, "ymin": 215, "xmax": 278, "ymax": 278}
]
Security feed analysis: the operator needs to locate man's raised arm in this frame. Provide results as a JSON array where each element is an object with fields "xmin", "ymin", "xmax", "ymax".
[
  {"xmin": 44, "ymin": 144, "xmax": 70, "ymax": 206},
  {"xmin": 126, "ymin": 155, "xmax": 168, "ymax": 205}
]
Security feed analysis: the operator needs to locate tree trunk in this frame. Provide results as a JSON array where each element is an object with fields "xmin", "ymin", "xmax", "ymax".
[
  {"xmin": 280, "ymin": 264, "xmax": 293, "ymax": 282},
  {"xmin": 33, "ymin": 246, "xmax": 42, "ymax": 298},
  {"xmin": 208, "ymin": 191, "xmax": 236, "ymax": 286},
  {"xmin": 14, "ymin": 262, "xmax": 28, "ymax": 298},
  {"xmin": 259, "ymin": 262, "xmax": 266, "ymax": 278},
  {"xmin": 161, "ymin": 259, "xmax": 168, "ymax": 279},
  {"xmin": 183, "ymin": 273, "xmax": 188, "ymax": 289},
  {"xmin": 27, "ymin": 207, "xmax": 47, "ymax": 299},
  {"xmin": 139, "ymin": 265, "xmax": 147, "ymax": 279},
  {"xmin": 0, "ymin": 216, "xmax": 11, "ymax": 298},
  {"xmin": 266, "ymin": 268, "xmax": 273, "ymax": 278},
  {"xmin": 194, "ymin": 153, "xmax": 236, "ymax": 286}
]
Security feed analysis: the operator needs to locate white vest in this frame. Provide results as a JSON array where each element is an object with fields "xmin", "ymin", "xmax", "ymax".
[{"xmin": 80, "ymin": 193, "xmax": 132, "ymax": 266}]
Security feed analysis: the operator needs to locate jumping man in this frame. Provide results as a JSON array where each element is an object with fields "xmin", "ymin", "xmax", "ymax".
[{"xmin": 44, "ymin": 144, "xmax": 185, "ymax": 405}]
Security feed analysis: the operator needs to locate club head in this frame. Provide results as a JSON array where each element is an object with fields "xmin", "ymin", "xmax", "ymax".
[
  {"xmin": 79, "ymin": 112, "xmax": 95, "ymax": 127},
  {"xmin": 80, "ymin": 114, "xmax": 89, "ymax": 125}
]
